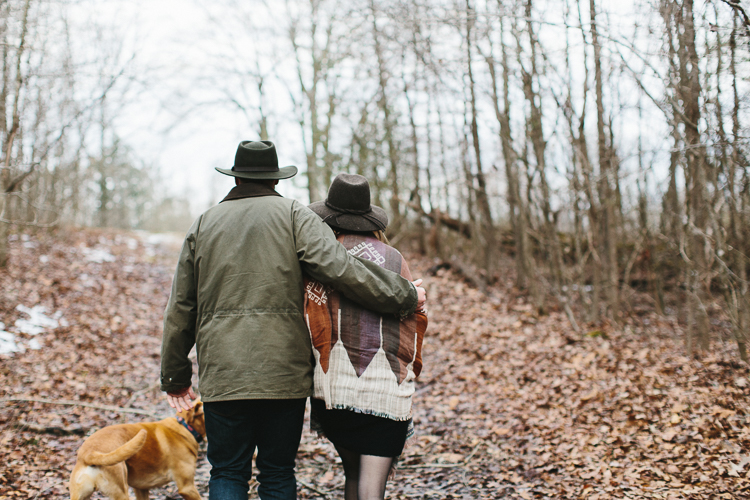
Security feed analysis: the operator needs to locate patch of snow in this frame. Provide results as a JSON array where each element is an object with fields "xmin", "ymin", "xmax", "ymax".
[
  {"xmin": 23, "ymin": 241, "xmax": 37, "ymax": 249},
  {"xmin": 126, "ymin": 238, "xmax": 139, "ymax": 250},
  {"xmin": 134, "ymin": 232, "xmax": 183, "ymax": 257},
  {"xmin": 15, "ymin": 305, "xmax": 64, "ymax": 336},
  {"xmin": 14, "ymin": 319, "xmax": 45, "ymax": 336},
  {"xmin": 138, "ymin": 232, "xmax": 184, "ymax": 248},
  {"xmin": 0, "ymin": 325, "xmax": 23, "ymax": 354},
  {"xmin": 77, "ymin": 273, "xmax": 96, "ymax": 288},
  {"xmin": 81, "ymin": 247, "xmax": 116, "ymax": 263},
  {"xmin": 27, "ymin": 338, "xmax": 41, "ymax": 350},
  {"xmin": 39, "ymin": 255, "xmax": 49, "ymax": 263}
]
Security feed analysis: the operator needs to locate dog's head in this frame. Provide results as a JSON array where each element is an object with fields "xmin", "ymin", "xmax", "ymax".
[{"xmin": 177, "ymin": 399, "xmax": 206, "ymax": 439}]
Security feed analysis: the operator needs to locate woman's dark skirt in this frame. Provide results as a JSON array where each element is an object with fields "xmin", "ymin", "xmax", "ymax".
[{"xmin": 310, "ymin": 398, "xmax": 410, "ymax": 457}]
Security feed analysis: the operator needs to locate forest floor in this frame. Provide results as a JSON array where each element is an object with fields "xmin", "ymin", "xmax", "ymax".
[{"xmin": 0, "ymin": 228, "xmax": 748, "ymax": 499}]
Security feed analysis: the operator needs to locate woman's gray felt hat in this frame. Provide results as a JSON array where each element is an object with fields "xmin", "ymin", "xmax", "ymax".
[
  {"xmin": 215, "ymin": 140, "xmax": 298, "ymax": 180},
  {"xmin": 309, "ymin": 173, "xmax": 388, "ymax": 232}
]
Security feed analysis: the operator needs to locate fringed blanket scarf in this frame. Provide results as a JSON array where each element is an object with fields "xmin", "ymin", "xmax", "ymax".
[{"xmin": 304, "ymin": 234, "xmax": 428, "ymax": 421}]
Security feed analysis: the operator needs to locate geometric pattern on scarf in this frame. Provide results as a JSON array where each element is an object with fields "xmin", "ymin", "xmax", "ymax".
[{"xmin": 304, "ymin": 234, "xmax": 426, "ymax": 384}]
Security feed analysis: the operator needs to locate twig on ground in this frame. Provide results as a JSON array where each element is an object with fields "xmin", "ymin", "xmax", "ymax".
[
  {"xmin": 0, "ymin": 397, "xmax": 160, "ymax": 417},
  {"xmin": 298, "ymin": 479, "xmax": 330, "ymax": 498},
  {"xmin": 16, "ymin": 419, "xmax": 90, "ymax": 436},
  {"xmin": 464, "ymin": 441, "xmax": 483, "ymax": 463}
]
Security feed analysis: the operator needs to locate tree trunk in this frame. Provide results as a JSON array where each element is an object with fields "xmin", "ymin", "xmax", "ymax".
[
  {"xmin": 288, "ymin": 0, "xmax": 336, "ymax": 203},
  {"xmin": 465, "ymin": 0, "xmax": 495, "ymax": 275},
  {"xmin": 678, "ymin": 0, "xmax": 710, "ymax": 351},
  {"xmin": 590, "ymin": 0, "xmax": 619, "ymax": 320},
  {"xmin": 521, "ymin": 0, "xmax": 563, "ymax": 295},
  {"xmin": 729, "ymin": 13, "xmax": 747, "ymax": 361},
  {"xmin": 488, "ymin": 10, "xmax": 526, "ymax": 288},
  {"xmin": 370, "ymin": 0, "xmax": 401, "ymax": 235},
  {"xmin": 0, "ymin": 0, "xmax": 32, "ymax": 269},
  {"xmin": 403, "ymin": 59, "xmax": 426, "ymax": 254}
]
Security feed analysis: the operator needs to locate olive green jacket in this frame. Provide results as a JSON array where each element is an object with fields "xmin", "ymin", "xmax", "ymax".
[{"xmin": 160, "ymin": 183, "xmax": 417, "ymax": 402}]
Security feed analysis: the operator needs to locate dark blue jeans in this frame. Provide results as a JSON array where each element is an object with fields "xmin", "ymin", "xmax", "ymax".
[{"xmin": 204, "ymin": 398, "xmax": 306, "ymax": 500}]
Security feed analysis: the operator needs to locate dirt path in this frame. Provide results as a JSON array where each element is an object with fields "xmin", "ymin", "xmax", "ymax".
[{"xmin": 0, "ymin": 229, "xmax": 748, "ymax": 499}]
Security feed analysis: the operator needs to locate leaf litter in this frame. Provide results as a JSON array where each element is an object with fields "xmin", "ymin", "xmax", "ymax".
[{"xmin": 0, "ymin": 229, "xmax": 747, "ymax": 499}]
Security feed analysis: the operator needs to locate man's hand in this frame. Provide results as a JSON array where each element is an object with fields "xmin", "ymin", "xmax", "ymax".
[
  {"xmin": 167, "ymin": 386, "xmax": 198, "ymax": 412},
  {"xmin": 413, "ymin": 279, "xmax": 427, "ymax": 313}
]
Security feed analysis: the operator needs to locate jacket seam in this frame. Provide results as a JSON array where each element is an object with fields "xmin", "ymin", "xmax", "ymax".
[{"xmin": 200, "ymin": 309, "xmax": 302, "ymax": 318}]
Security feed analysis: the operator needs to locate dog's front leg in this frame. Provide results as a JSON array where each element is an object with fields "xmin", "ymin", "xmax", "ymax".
[
  {"xmin": 134, "ymin": 488, "xmax": 150, "ymax": 500},
  {"xmin": 175, "ymin": 482, "xmax": 201, "ymax": 500}
]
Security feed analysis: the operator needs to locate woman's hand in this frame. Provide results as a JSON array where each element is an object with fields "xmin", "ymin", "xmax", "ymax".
[{"xmin": 413, "ymin": 279, "xmax": 427, "ymax": 313}]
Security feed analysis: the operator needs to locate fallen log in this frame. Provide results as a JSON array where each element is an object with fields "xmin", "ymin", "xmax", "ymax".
[
  {"xmin": 15, "ymin": 419, "xmax": 89, "ymax": 436},
  {"xmin": 449, "ymin": 257, "xmax": 488, "ymax": 293},
  {"xmin": 404, "ymin": 201, "xmax": 472, "ymax": 239}
]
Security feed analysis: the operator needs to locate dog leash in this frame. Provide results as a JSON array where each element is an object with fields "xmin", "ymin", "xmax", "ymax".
[{"xmin": 175, "ymin": 416, "xmax": 203, "ymax": 443}]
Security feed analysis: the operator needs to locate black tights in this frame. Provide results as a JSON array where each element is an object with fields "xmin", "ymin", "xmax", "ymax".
[{"xmin": 334, "ymin": 444, "xmax": 395, "ymax": 500}]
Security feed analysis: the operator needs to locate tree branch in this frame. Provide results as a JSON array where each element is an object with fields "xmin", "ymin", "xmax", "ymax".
[
  {"xmin": 721, "ymin": 0, "xmax": 750, "ymax": 37},
  {"xmin": 0, "ymin": 397, "xmax": 161, "ymax": 418},
  {"xmin": 4, "ymin": 163, "xmax": 37, "ymax": 193}
]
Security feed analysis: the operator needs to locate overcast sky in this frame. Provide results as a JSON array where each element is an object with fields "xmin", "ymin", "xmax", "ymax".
[
  {"xmin": 78, "ymin": 0, "xmax": 745, "ymax": 223},
  {"xmin": 83, "ymin": 0, "xmax": 310, "ymax": 214}
]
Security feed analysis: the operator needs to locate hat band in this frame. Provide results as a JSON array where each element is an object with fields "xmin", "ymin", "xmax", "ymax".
[
  {"xmin": 233, "ymin": 165, "xmax": 279, "ymax": 172},
  {"xmin": 322, "ymin": 200, "xmax": 386, "ymax": 231},
  {"xmin": 324, "ymin": 199, "xmax": 371, "ymax": 215}
]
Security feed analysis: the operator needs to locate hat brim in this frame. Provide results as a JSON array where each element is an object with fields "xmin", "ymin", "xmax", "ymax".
[
  {"xmin": 308, "ymin": 201, "xmax": 388, "ymax": 232},
  {"xmin": 215, "ymin": 165, "xmax": 298, "ymax": 180}
]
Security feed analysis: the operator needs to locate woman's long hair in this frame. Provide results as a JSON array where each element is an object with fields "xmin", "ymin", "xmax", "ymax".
[{"xmin": 332, "ymin": 228, "xmax": 390, "ymax": 245}]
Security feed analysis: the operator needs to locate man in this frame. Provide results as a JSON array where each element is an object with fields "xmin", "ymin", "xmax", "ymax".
[{"xmin": 160, "ymin": 141, "xmax": 426, "ymax": 500}]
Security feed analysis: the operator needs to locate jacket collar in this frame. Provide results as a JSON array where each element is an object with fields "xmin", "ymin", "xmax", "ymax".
[{"xmin": 221, "ymin": 182, "xmax": 282, "ymax": 203}]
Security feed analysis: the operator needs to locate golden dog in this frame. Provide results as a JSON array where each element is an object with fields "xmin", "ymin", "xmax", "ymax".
[{"xmin": 68, "ymin": 401, "xmax": 205, "ymax": 500}]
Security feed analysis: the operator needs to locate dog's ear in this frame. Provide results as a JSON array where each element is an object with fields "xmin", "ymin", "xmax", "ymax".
[
  {"xmin": 178, "ymin": 403, "xmax": 195, "ymax": 420},
  {"xmin": 189, "ymin": 401, "xmax": 205, "ymax": 429}
]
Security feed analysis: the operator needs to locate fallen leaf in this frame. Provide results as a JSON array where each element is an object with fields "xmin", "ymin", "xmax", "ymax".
[
  {"xmin": 662, "ymin": 430, "xmax": 677, "ymax": 442},
  {"xmin": 436, "ymin": 453, "xmax": 464, "ymax": 463},
  {"xmin": 580, "ymin": 387, "xmax": 599, "ymax": 401},
  {"xmin": 671, "ymin": 403, "xmax": 687, "ymax": 414}
]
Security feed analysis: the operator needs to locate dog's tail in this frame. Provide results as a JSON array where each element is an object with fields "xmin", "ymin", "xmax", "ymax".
[{"xmin": 81, "ymin": 429, "xmax": 147, "ymax": 466}]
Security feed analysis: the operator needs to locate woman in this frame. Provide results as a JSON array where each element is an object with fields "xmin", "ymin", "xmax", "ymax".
[{"xmin": 304, "ymin": 173, "xmax": 428, "ymax": 500}]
